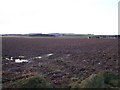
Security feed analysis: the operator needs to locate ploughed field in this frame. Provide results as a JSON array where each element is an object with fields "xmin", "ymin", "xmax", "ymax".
[{"xmin": 2, "ymin": 37, "xmax": 119, "ymax": 88}]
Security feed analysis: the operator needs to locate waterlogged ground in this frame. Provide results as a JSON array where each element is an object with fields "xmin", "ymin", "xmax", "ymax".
[{"xmin": 2, "ymin": 37, "xmax": 119, "ymax": 87}]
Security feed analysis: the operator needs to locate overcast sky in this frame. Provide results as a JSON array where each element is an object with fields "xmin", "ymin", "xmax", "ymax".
[{"xmin": 0, "ymin": 0, "xmax": 119, "ymax": 35}]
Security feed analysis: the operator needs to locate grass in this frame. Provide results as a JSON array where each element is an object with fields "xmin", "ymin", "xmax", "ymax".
[
  {"xmin": 69, "ymin": 71, "xmax": 120, "ymax": 89},
  {"xmin": 3, "ymin": 71, "xmax": 119, "ymax": 89},
  {"xmin": 4, "ymin": 76, "xmax": 55, "ymax": 88}
]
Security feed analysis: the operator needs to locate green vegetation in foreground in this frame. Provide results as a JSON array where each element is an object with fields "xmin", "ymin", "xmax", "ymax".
[
  {"xmin": 3, "ymin": 71, "xmax": 120, "ymax": 89},
  {"xmin": 4, "ymin": 76, "xmax": 56, "ymax": 88},
  {"xmin": 69, "ymin": 71, "xmax": 120, "ymax": 89}
]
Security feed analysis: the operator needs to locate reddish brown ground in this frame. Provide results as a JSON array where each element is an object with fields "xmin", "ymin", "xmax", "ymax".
[{"xmin": 2, "ymin": 37, "xmax": 119, "ymax": 87}]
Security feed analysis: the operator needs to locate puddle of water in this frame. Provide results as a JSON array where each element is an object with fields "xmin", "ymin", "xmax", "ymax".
[
  {"xmin": 35, "ymin": 56, "xmax": 42, "ymax": 59},
  {"xmin": 10, "ymin": 57, "xmax": 13, "ymax": 60},
  {"xmin": 46, "ymin": 53, "xmax": 53, "ymax": 57},
  {"xmin": 33, "ymin": 56, "xmax": 42, "ymax": 59},
  {"xmin": 6, "ymin": 57, "xmax": 13, "ymax": 60},
  {"xmin": 18, "ymin": 56, "xmax": 25, "ymax": 58},
  {"xmin": 37, "ymin": 56, "xmax": 42, "ymax": 59},
  {"xmin": 15, "ymin": 59, "xmax": 28, "ymax": 63},
  {"xmin": 5, "ymin": 58, "xmax": 9, "ymax": 60}
]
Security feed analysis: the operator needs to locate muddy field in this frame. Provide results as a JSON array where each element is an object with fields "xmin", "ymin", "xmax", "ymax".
[{"xmin": 2, "ymin": 37, "xmax": 119, "ymax": 87}]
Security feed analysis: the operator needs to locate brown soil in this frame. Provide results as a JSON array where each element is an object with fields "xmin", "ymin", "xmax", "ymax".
[{"xmin": 2, "ymin": 37, "xmax": 119, "ymax": 87}]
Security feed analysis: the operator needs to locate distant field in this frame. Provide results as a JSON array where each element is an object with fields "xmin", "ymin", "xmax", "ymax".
[
  {"xmin": 2, "ymin": 37, "xmax": 119, "ymax": 88},
  {"xmin": 2, "ymin": 36, "xmax": 118, "ymax": 57}
]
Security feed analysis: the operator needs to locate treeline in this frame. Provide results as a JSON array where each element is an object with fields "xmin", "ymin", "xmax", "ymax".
[
  {"xmin": 2, "ymin": 33, "xmax": 120, "ymax": 39},
  {"xmin": 89, "ymin": 35, "xmax": 120, "ymax": 39}
]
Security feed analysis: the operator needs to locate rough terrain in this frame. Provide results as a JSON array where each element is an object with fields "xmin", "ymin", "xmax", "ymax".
[{"xmin": 2, "ymin": 37, "xmax": 119, "ymax": 88}]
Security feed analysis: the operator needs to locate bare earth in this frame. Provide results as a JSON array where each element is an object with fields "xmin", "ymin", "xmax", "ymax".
[{"xmin": 2, "ymin": 37, "xmax": 119, "ymax": 87}]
